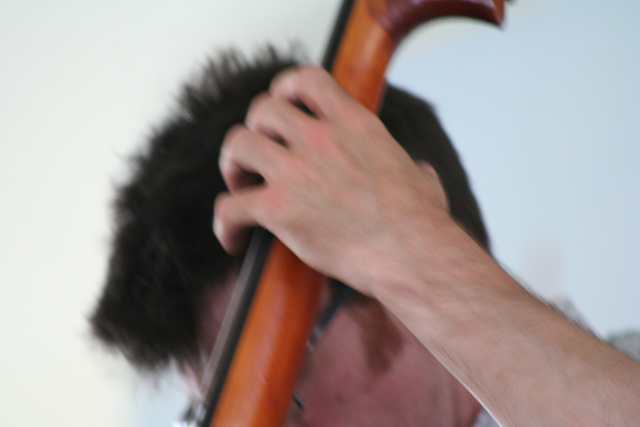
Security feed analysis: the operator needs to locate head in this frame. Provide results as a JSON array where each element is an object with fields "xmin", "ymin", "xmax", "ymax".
[{"xmin": 90, "ymin": 46, "xmax": 489, "ymax": 422}]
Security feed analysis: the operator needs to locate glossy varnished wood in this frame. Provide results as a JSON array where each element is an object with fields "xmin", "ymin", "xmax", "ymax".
[{"xmin": 211, "ymin": 241, "xmax": 324, "ymax": 426}]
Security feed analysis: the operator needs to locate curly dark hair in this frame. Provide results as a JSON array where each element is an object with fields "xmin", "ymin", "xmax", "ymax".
[{"xmin": 89, "ymin": 47, "xmax": 489, "ymax": 373}]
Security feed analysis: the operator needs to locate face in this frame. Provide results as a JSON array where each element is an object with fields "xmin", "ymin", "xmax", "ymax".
[{"xmin": 181, "ymin": 276, "xmax": 480, "ymax": 426}]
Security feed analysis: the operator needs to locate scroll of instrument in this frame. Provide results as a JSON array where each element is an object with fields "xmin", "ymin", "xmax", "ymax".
[{"xmin": 195, "ymin": 0, "xmax": 506, "ymax": 425}]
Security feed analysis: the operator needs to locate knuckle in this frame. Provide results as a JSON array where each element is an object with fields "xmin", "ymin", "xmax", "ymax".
[
  {"xmin": 221, "ymin": 124, "xmax": 244, "ymax": 152},
  {"xmin": 297, "ymin": 65, "xmax": 319, "ymax": 80},
  {"xmin": 246, "ymin": 92, "xmax": 272, "ymax": 128},
  {"xmin": 299, "ymin": 66, "xmax": 329, "ymax": 87},
  {"xmin": 222, "ymin": 123, "xmax": 239, "ymax": 144},
  {"xmin": 275, "ymin": 65, "xmax": 323, "ymax": 90},
  {"xmin": 213, "ymin": 192, "xmax": 229, "ymax": 218},
  {"xmin": 304, "ymin": 121, "xmax": 333, "ymax": 150},
  {"xmin": 269, "ymin": 66, "xmax": 296, "ymax": 92},
  {"xmin": 219, "ymin": 127, "xmax": 241, "ymax": 170},
  {"xmin": 342, "ymin": 100, "xmax": 370, "ymax": 125}
]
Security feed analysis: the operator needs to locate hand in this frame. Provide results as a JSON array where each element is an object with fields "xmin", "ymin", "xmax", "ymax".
[
  {"xmin": 215, "ymin": 67, "xmax": 640, "ymax": 426},
  {"xmin": 214, "ymin": 64, "xmax": 640, "ymax": 425},
  {"xmin": 214, "ymin": 66, "xmax": 451, "ymax": 298}
]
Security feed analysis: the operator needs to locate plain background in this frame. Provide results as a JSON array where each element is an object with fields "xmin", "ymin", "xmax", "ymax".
[{"xmin": 2, "ymin": 1, "xmax": 639, "ymax": 425}]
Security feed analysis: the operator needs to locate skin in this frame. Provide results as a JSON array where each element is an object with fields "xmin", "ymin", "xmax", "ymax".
[
  {"xmin": 187, "ymin": 276, "xmax": 482, "ymax": 426},
  {"xmin": 288, "ymin": 301, "xmax": 482, "ymax": 426},
  {"xmin": 213, "ymin": 66, "xmax": 640, "ymax": 425}
]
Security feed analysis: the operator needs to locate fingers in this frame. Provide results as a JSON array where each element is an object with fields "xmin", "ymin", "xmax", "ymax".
[
  {"xmin": 269, "ymin": 66, "xmax": 354, "ymax": 120},
  {"xmin": 214, "ymin": 65, "xmax": 364, "ymax": 256},
  {"xmin": 220, "ymin": 124, "xmax": 288, "ymax": 193},
  {"xmin": 213, "ymin": 189, "xmax": 263, "ymax": 254},
  {"xmin": 244, "ymin": 93, "xmax": 314, "ymax": 149}
]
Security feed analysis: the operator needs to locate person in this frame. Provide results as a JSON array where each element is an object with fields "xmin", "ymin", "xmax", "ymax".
[{"xmin": 90, "ymin": 48, "xmax": 640, "ymax": 425}]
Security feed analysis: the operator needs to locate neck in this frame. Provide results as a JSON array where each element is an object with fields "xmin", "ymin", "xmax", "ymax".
[
  {"xmin": 290, "ymin": 299, "xmax": 482, "ymax": 426},
  {"xmin": 189, "ymin": 283, "xmax": 482, "ymax": 426}
]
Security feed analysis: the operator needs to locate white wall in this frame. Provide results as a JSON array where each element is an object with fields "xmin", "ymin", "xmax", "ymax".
[{"xmin": 1, "ymin": 1, "xmax": 638, "ymax": 426}]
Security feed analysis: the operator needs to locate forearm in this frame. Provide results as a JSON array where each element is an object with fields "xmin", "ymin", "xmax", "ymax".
[
  {"xmin": 213, "ymin": 65, "xmax": 640, "ymax": 424},
  {"xmin": 377, "ymin": 222, "xmax": 640, "ymax": 426}
]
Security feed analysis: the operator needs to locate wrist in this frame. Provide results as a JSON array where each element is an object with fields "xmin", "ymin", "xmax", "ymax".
[{"xmin": 370, "ymin": 217, "xmax": 518, "ymax": 345}]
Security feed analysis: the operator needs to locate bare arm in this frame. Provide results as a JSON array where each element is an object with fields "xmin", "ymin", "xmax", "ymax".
[
  {"xmin": 214, "ymin": 66, "xmax": 640, "ymax": 425},
  {"xmin": 378, "ymin": 218, "xmax": 640, "ymax": 426}
]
